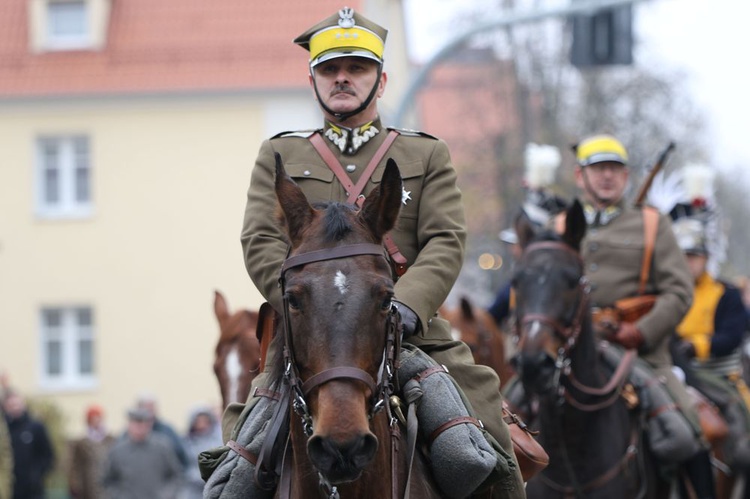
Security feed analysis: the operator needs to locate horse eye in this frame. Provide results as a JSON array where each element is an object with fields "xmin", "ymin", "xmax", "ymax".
[
  {"xmin": 286, "ymin": 293, "xmax": 301, "ymax": 311},
  {"xmin": 381, "ymin": 297, "xmax": 392, "ymax": 311}
]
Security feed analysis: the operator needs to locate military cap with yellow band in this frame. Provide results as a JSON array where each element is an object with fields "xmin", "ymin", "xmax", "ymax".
[
  {"xmin": 293, "ymin": 7, "xmax": 388, "ymax": 67},
  {"xmin": 575, "ymin": 134, "xmax": 629, "ymax": 167}
]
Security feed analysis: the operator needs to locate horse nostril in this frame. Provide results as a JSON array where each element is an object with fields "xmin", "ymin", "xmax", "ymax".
[{"xmin": 307, "ymin": 433, "xmax": 379, "ymax": 483}]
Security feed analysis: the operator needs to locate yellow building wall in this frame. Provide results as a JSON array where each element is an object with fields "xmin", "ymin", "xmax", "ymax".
[{"xmin": 0, "ymin": 91, "xmax": 318, "ymax": 436}]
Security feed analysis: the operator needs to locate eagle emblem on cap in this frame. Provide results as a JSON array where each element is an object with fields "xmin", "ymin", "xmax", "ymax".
[{"xmin": 338, "ymin": 7, "xmax": 355, "ymax": 28}]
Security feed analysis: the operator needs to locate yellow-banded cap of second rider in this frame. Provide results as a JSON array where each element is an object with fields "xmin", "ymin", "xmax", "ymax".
[{"xmin": 576, "ymin": 134, "xmax": 629, "ymax": 167}]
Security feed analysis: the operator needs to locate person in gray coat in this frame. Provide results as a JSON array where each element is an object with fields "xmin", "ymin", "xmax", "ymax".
[{"xmin": 101, "ymin": 407, "xmax": 182, "ymax": 499}]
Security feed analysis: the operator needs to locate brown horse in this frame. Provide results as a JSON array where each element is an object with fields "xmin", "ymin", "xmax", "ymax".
[
  {"xmin": 213, "ymin": 290, "xmax": 261, "ymax": 410},
  {"xmin": 264, "ymin": 154, "xmax": 439, "ymax": 498},
  {"xmin": 440, "ymin": 297, "xmax": 514, "ymax": 387}
]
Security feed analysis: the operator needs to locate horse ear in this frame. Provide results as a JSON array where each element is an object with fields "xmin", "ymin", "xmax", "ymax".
[
  {"xmin": 214, "ymin": 290, "xmax": 229, "ymax": 323},
  {"xmin": 359, "ymin": 158, "xmax": 402, "ymax": 241},
  {"xmin": 274, "ymin": 153, "xmax": 314, "ymax": 247},
  {"xmin": 460, "ymin": 297, "xmax": 475, "ymax": 320},
  {"xmin": 562, "ymin": 199, "xmax": 587, "ymax": 251},
  {"xmin": 514, "ymin": 209, "xmax": 536, "ymax": 250}
]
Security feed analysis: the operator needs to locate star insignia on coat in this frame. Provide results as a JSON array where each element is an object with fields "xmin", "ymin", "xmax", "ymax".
[{"xmin": 402, "ymin": 188, "xmax": 412, "ymax": 205}]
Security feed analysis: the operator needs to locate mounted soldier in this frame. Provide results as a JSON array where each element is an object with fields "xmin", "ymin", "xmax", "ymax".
[
  {"xmin": 201, "ymin": 7, "xmax": 525, "ymax": 498},
  {"xmin": 573, "ymin": 134, "xmax": 715, "ymax": 498},
  {"xmin": 652, "ymin": 163, "xmax": 750, "ymax": 491}
]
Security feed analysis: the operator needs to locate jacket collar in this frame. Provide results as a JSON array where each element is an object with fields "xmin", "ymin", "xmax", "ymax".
[{"xmin": 324, "ymin": 119, "xmax": 382, "ymax": 155}]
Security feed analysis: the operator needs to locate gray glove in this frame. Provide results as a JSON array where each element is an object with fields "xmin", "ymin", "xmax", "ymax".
[{"xmin": 394, "ymin": 301, "xmax": 421, "ymax": 338}]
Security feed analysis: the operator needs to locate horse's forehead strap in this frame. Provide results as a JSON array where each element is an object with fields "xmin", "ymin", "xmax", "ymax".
[
  {"xmin": 521, "ymin": 241, "xmax": 583, "ymax": 267},
  {"xmin": 281, "ymin": 243, "xmax": 386, "ymax": 276}
]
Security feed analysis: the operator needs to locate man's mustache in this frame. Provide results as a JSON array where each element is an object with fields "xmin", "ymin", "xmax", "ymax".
[{"xmin": 331, "ymin": 85, "xmax": 356, "ymax": 97}]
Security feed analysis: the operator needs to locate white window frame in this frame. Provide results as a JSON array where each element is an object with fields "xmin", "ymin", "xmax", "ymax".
[
  {"xmin": 35, "ymin": 135, "xmax": 93, "ymax": 219},
  {"xmin": 45, "ymin": 0, "xmax": 91, "ymax": 51},
  {"xmin": 39, "ymin": 306, "xmax": 97, "ymax": 391}
]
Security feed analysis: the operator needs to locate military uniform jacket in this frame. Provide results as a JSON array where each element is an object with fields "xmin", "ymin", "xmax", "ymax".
[
  {"xmin": 582, "ymin": 200, "xmax": 693, "ymax": 367},
  {"xmin": 241, "ymin": 121, "xmax": 467, "ymax": 335},
  {"xmin": 677, "ymin": 272, "xmax": 747, "ymax": 368}
]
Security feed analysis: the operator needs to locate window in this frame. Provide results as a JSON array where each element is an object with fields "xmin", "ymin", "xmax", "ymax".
[
  {"xmin": 46, "ymin": 0, "xmax": 90, "ymax": 50},
  {"xmin": 40, "ymin": 306, "xmax": 96, "ymax": 390},
  {"xmin": 35, "ymin": 135, "xmax": 93, "ymax": 219}
]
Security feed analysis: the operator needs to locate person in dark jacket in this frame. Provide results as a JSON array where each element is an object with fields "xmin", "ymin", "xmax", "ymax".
[{"xmin": 2, "ymin": 391, "xmax": 54, "ymax": 499}]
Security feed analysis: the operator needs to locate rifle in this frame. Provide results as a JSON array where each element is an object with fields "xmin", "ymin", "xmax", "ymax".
[{"xmin": 633, "ymin": 141, "xmax": 676, "ymax": 207}]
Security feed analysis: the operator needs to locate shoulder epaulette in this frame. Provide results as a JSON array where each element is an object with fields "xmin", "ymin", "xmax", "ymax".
[
  {"xmin": 270, "ymin": 129, "xmax": 320, "ymax": 139},
  {"xmin": 387, "ymin": 127, "xmax": 438, "ymax": 140}
]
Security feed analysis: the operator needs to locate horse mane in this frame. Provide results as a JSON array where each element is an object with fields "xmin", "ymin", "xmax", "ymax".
[{"xmin": 315, "ymin": 202, "xmax": 357, "ymax": 242}]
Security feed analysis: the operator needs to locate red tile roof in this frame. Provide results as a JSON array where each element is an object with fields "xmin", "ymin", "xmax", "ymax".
[{"xmin": 0, "ymin": 0, "xmax": 363, "ymax": 98}]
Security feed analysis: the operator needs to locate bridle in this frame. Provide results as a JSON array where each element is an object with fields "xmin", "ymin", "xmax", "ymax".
[
  {"xmin": 515, "ymin": 240, "xmax": 643, "ymax": 497},
  {"xmin": 279, "ymin": 242, "xmax": 399, "ymax": 435},
  {"xmin": 515, "ymin": 240, "xmax": 637, "ymax": 409},
  {"xmin": 277, "ymin": 242, "xmax": 402, "ymax": 498},
  {"xmin": 516, "ymin": 241, "xmax": 590, "ymax": 360}
]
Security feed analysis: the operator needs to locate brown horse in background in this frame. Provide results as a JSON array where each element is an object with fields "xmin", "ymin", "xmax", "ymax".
[
  {"xmin": 265, "ymin": 154, "xmax": 440, "ymax": 498},
  {"xmin": 440, "ymin": 296, "xmax": 514, "ymax": 387},
  {"xmin": 213, "ymin": 290, "xmax": 261, "ymax": 410}
]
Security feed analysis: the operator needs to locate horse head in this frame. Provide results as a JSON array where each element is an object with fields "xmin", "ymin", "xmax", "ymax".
[
  {"xmin": 441, "ymin": 296, "xmax": 511, "ymax": 386},
  {"xmin": 273, "ymin": 153, "xmax": 402, "ymax": 484},
  {"xmin": 213, "ymin": 290, "xmax": 261, "ymax": 410},
  {"xmin": 511, "ymin": 200, "xmax": 588, "ymax": 396}
]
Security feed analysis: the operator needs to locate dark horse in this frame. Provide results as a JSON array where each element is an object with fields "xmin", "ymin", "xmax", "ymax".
[
  {"xmin": 511, "ymin": 200, "xmax": 661, "ymax": 499},
  {"xmin": 265, "ymin": 154, "xmax": 439, "ymax": 498}
]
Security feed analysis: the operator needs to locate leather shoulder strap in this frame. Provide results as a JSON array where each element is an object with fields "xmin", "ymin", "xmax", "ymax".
[
  {"xmin": 639, "ymin": 207, "xmax": 660, "ymax": 295},
  {"xmin": 308, "ymin": 130, "xmax": 399, "ymax": 205},
  {"xmin": 309, "ymin": 131, "xmax": 408, "ymax": 276}
]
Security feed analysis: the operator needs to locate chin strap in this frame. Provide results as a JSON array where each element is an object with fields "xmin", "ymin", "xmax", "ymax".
[{"xmin": 312, "ymin": 64, "xmax": 383, "ymax": 124}]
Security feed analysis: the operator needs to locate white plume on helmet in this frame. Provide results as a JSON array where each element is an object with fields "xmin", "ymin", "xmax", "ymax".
[
  {"xmin": 524, "ymin": 143, "xmax": 561, "ymax": 189},
  {"xmin": 647, "ymin": 163, "xmax": 725, "ymax": 276}
]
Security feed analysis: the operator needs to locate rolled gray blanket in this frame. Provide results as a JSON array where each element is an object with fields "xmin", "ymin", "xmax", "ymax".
[
  {"xmin": 397, "ymin": 345, "xmax": 496, "ymax": 499},
  {"xmin": 202, "ymin": 393, "xmax": 277, "ymax": 499},
  {"xmin": 600, "ymin": 344, "xmax": 701, "ymax": 462}
]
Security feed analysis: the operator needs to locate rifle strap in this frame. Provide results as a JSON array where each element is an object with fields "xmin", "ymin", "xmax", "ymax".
[
  {"xmin": 638, "ymin": 207, "xmax": 659, "ymax": 296},
  {"xmin": 309, "ymin": 131, "xmax": 408, "ymax": 276}
]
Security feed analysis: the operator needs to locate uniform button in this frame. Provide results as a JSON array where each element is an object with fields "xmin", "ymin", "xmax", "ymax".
[
  {"xmin": 590, "ymin": 283, "xmax": 598, "ymax": 292},
  {"xmin": 346, "ymin": 164, "xmax": 356, "ymax": 172},
  {"xmin": 589, "ymin": 263, "xmax": 599, "ymax": 272},
  {"xmin": 589, "ymin": 242, "xmax": 599, "ymax": 252},
  {"xmin": 303, "ymin": 170, "xmax": 311, "ymax": 176}
]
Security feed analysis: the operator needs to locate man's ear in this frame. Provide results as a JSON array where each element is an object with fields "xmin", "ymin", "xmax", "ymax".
[{"xmin": 378, "ymin": 71, "xmax": 388, "ymax": 98}]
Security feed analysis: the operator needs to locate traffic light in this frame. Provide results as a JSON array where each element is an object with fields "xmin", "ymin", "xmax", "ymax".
[{"xmin": 571, "ymin": 5, "xmax": 633, "ymax": 67}]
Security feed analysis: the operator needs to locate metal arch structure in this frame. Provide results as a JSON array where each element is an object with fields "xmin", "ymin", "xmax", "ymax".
[{"xmin": 392, "ymin": 0, "xmax": 650, "ymax": 128}]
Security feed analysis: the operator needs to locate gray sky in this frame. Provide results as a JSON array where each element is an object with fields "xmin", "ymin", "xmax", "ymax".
[{"xmin": 404, "ymin": 0, "xmax": 750, "ymax": 174}]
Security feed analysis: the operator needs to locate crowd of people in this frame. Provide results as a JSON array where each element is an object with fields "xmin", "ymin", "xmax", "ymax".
[{"xmin": 1, "ymin": 377, "xmax": 222, "ymax": 499}]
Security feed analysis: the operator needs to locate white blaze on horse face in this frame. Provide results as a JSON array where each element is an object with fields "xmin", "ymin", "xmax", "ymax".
[
  {"xmin": 334, "ymin": 270, "xmax": 349, "ymax": 295},
  {"xmin": 526, "ymin": 319, "xmax": 545, "ymax": 341},
  {"xmin": 450, "ymin": 326, "xmax": 462, "ymax": 341},
  {"xmin": 225, "ymin": 346, "xmax": 242, "ymax": 403}
]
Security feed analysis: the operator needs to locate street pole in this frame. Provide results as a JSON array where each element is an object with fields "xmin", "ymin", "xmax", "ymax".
[{"xmin": 393, "ymin": 0, "xmax": 649, "ymax": 128}]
